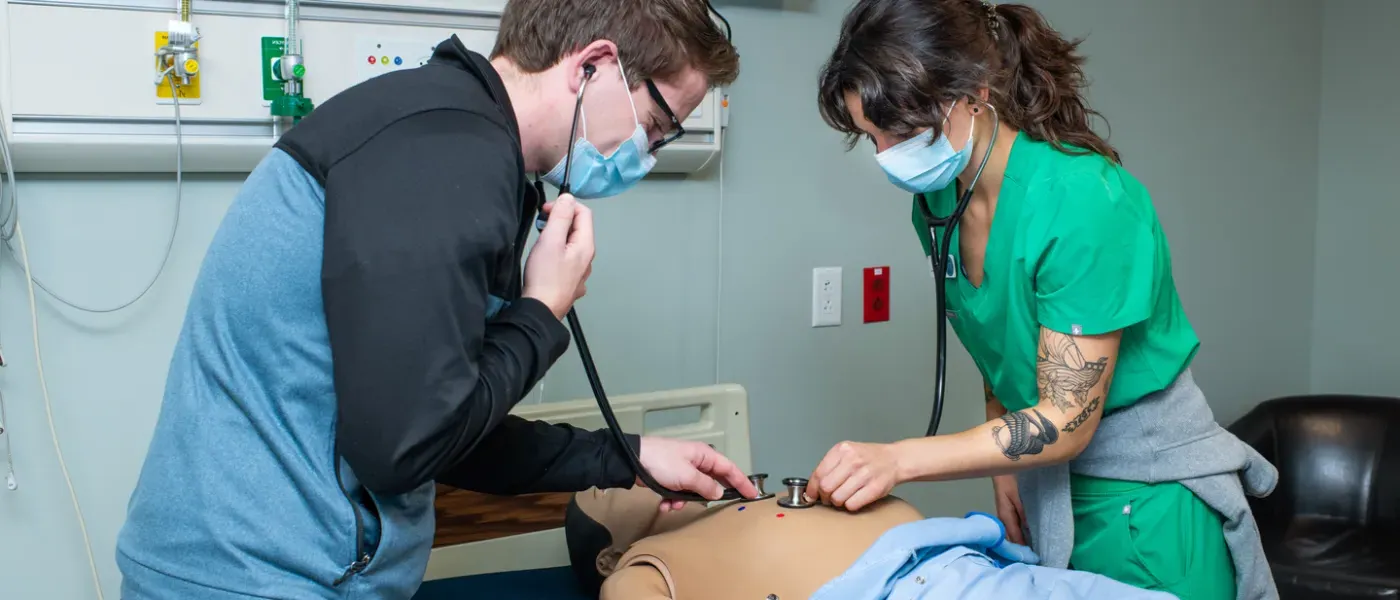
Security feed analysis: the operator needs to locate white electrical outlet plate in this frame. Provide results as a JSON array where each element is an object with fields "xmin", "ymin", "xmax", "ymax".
[
  {"xmin": 355, "ymin": 38, "xmax": 439, "ymax": 84},
  {"xmin": 812, "ymin": 267, "xmax": 842, "ymax": 328}
]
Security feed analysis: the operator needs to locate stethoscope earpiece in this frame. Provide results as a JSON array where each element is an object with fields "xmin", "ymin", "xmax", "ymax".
[{"xmin": 582, "ymin": 63, "xmax": 596, "ymax": 78}]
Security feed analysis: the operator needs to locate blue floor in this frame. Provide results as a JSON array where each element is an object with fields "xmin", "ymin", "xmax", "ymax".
[{"xmin": 414, "ymin": 567, "xmax": 595, "ymax": 600}]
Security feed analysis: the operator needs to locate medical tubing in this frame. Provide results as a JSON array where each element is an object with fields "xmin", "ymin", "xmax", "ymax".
[
  {"xmin": 542, "ymin": 228, "xmax": 742, "ymax": 504},
  {"xmin": 1, "ymin": 93, "xmax": 18, "ymax": 240},
  {"xmin": 705, "ymin": 0, "xmax": 732, "ymax": 40},
  {"xmin": 928, "ymin": 207, "xmax": 961, "ymax": 436},
  {"xmin": 0, "ymin": 76, "xmax": 182, "ymax": 313},
  {"xmin": 924, "ymin": 110, "xmax": 998, "ymax": 437},
  {"xmin": 561, "ymin": 66, "xmax": 593, "ymax": 190},
  {"xmin": 565, "ymin": 309, "xmax": 741, "ymax": 502},
  {"xmin": 544, "ymin": 65, "xmax": 739, "ymax": 502}
]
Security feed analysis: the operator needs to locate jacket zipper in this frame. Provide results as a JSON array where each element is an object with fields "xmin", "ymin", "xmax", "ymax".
[{"xmin": 331, "ymin": 439, "xmax": 373, "ymax": 586}]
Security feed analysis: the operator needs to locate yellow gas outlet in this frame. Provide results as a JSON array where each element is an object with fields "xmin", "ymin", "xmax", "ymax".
[{"xmin": 155, "ymin": 31, "xmax": 201, "ymax": 101}]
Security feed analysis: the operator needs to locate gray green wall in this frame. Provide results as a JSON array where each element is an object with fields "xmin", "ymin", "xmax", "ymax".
[
  {"xmin": 1, "ymin": 1, "xmax": 1376, "ymax": 598},
  {"xmin": 1311, "ymin": 0, "xmax": 1400, "ymax": 395}
]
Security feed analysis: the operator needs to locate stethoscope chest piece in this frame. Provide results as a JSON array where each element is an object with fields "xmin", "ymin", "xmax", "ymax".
[
  {"xmin": 776, "ymin": 477, "xmax": 818, "ymax": 509},
  {"xmin": 739, "ymin": 473, "xmax": 776, "ymax": 502}
]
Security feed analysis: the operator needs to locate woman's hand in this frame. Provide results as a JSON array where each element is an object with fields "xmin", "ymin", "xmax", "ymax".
[
  {"xmin": 992, "ymin": 474, "xmax": 1028, "ymax": 545},
  {"xmin": 807, "ymin": 441, "xmax": 902, "ymax": 511}
]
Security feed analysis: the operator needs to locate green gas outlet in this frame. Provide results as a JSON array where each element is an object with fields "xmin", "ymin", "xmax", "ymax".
[
  {"xmin": 261, "ymin": 36, "xmax": 286, "ymax": 101},
  {"xmin": 262, "ymin": 36, "xmax": 314, "ymax": 121}
]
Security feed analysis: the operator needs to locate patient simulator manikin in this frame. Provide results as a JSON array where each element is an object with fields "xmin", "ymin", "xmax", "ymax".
[
  {"xmin": 566, "ymin": 477, "xmax": 1177, "ymax": 600},
  {"xmin": 568, "ymin": 475, "xmax": 915, "ymax": 599}
]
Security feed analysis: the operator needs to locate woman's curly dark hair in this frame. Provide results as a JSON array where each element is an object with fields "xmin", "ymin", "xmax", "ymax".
[{"xmin": 817, "ymin": 0, "xmax": 1120, "ymax": 164}]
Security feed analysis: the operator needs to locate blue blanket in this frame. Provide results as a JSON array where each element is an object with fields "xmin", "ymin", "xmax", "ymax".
[{"xmin": 811, "ymin": 512, "xmax": 1177, "ymax": 600}]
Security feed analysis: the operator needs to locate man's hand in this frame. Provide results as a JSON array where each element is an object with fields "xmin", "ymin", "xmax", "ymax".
[
  {"xmin": 807, "ymin": 441, "xmax": 901, "ymax": 512},
  {"xmin": 636, "ymin": 437, "xmax": 759, "ymax": 512},
  {"xmin": 523, "ymin": 194, "xmax": 594, "ymax": 319},
  {"xmin": 992, "ymin": 474, "xmax": 1028, "ymax": 545}
]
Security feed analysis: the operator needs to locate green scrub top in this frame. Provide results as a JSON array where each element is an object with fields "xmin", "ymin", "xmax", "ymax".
[
  {"xmin": 912, "ymin": 134, "xmax": 1237, "ymax": 598},
  {"xmin": 911, "ymin": 132, "xmax": 1200, "ymax": 415}
]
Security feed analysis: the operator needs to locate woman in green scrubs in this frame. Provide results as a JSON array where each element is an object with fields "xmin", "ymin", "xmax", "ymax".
[{"xmin": 804, "ymin": 1, "xmax": 1278, "ymax": 599}]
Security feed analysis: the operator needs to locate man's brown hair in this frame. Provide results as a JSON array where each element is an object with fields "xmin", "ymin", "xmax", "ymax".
[{"xmin": 491, "ymin": 0, "xmax": 739, "ymax": 88}]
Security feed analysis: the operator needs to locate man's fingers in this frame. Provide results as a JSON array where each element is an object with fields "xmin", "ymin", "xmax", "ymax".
[
  {"xmin": 541, "ymin": 196, "xmax": 577, "ymax": 240},
  {"xmin": 699, "ymin": 452, "xmax": 758, "ymax": 498},
  {"xmin": 567, "ymin": 202, "xmax": 594, "ymax": 253},
  {"xmin": 683, "ymin": 469, "xmax": 726, "ymax": 501}
]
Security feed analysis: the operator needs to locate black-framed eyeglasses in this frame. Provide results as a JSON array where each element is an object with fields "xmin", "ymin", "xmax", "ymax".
[{"xmin": 644, "ymin": 78, "xmax": 686, "ymax": 154}]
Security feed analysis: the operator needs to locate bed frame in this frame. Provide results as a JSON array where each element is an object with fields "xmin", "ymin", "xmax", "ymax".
[{"xmin": 423, "ymin": 384, "xmax": 754, "ymax": 581}]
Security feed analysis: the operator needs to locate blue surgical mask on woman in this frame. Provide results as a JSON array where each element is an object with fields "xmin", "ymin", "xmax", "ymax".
[
  {"xmin": 542, "ymin": 61, "xmax": 657, "ymax": 199},
  {"xmin": 875, "ymin": 102, "xmax": 976, "ymax": 194}
]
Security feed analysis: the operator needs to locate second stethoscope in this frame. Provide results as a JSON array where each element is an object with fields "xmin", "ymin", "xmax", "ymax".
[{"xmin": 915, "ymin": 105, "xmax": 999, "ymax": 437}]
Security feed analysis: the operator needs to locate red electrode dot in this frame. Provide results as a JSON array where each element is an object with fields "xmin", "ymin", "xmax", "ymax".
[{"xmin": 776, "ymin": 513, "xmax": 785, "ymax": 518}]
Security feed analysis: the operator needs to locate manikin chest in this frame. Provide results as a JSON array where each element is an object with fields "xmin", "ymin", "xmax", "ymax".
[{"xmin": 614, "ymin": 497, "xmax": 923, "ymax": 600}]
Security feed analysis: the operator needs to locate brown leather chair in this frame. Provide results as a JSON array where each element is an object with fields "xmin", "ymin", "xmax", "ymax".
[{"xmin": 1228, "ymin": 395, "xmax": 1400, "ymax": 600}]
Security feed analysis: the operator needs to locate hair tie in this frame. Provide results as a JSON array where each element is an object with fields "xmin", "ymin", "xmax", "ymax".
[{"xmin": 982, "ymin": 0, "xmax": 1000, "ymax": 40}]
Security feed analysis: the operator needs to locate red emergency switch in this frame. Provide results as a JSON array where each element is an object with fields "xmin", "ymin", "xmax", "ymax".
[{"xmin": 864, "ymin": 266, "xmax": 890, "ymax": 323}]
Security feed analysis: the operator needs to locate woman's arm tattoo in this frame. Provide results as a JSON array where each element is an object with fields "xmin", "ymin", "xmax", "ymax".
[
  {"xmin": 989, "ymin": 329, "xmax": 1112, "ymax": 461},
  {"xmin": 1036, "ymin": 330, "xmax": 1108, "ymax": 413},
  {"xmin": 1061, "ymin": 397, "xmax": 1101, "ymax": 433},
  {"xmin": 991, "ymin": 409, "xmax": 1059, "ymax": 461}
]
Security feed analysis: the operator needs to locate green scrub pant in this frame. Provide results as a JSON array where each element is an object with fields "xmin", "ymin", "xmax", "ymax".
[{"xmin": 1068, "ymin": 474, "xmax": 1237, "ymax": 599}]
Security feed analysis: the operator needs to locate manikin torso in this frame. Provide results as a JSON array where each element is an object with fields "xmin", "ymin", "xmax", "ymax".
[{"xmin": 598, "ymin": 491, "xmax": 923, "ymax": 600}]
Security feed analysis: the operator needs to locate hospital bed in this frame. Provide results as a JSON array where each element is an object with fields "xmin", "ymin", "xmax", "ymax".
[{"xmin": 413, "ymin": 385, "xmax": 755, "ymax": 600}]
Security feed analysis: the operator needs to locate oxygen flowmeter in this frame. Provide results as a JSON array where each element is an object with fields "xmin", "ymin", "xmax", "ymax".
[{"xmin": 263, "ymin": 0, "xmax": 314, "ymax": 137}]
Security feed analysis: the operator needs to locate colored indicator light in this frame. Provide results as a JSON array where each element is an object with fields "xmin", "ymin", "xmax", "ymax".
[
  {"xmin": 393, "ymin": 56, "xmax": 403, "ymax": 65},
  {"xmin": 368, "ymin": 56, "xmax": 376, "ymax": 64}
]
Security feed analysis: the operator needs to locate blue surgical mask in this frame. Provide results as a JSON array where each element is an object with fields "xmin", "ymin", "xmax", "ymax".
[
  {"xmin": 875, "ymin": 105, "xmax": 976, "ymax": 194},
  {"xmin": 542, "ymin": 61, "xmax": 657, "ymax": 199}
]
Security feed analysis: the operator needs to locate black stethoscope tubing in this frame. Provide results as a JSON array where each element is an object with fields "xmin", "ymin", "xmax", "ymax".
[
  {"xmin": 537, "ymin": 4, "xmax": 739, "ymax": 503},
  {"xmin": 535, "ymin": 65, "xmax": 743, "ymax": 503},
  {"xmin": 917, "ymin": 108, "xmax": 997, "ymax": 437}
]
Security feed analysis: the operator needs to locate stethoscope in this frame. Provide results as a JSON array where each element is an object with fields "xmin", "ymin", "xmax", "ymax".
[
  {"xmin": 530, "ymin": 8, "xmax": 751, "ymax": 504},
  {"xmin": 916, "ymin": 104, "xmax": 998, "ymax": 437}
]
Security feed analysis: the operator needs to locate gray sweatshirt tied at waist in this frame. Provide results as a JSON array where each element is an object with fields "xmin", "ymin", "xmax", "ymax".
[{"xmin": 1015, "ymin": 369, "xmax": 1280, "ymax": 600}]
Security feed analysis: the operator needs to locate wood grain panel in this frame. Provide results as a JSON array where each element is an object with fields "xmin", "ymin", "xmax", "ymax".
[{"xmin": 432, "ymin": 485, "xmax": 573, "ymax": 547}]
